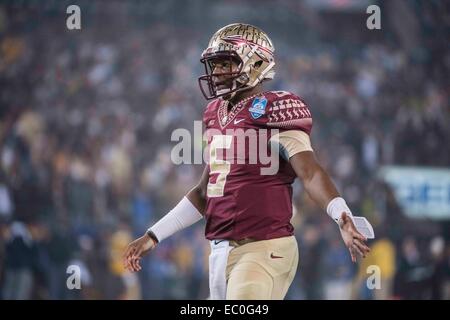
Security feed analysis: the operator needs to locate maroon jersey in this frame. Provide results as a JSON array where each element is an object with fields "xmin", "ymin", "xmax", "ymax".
[{"xmin": 203, "ymin": 90, "xmax": 313, "ymax": 241}]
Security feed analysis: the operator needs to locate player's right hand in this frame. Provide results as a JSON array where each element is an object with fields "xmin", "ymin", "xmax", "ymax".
[
  {"xmin": 338, "ymin": 212, "xmax": 370, "ymax": 263},
  {"xmin": 123, "ymin": 233, "xmax": 156, "ymax": 272}
]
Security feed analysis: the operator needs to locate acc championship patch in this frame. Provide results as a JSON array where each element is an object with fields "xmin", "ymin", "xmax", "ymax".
[{"xmin": 249, "ymin": 97, "xmax": 268, "ymax": 119}]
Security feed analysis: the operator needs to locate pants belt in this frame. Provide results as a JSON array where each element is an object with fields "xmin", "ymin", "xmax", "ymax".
[{"xmin": 229, "ymin": 238, "xmax": 258, "ymax": 247}]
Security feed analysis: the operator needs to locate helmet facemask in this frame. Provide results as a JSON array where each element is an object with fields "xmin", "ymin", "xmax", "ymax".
[{"xmin": 199, "ymin": 51, "xmax": 250, "ymax": 100}]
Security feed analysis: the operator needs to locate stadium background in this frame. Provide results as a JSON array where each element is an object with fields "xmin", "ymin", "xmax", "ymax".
[{"xmin": 0, "ymin": 0, "xmax": 449, "ymax": 299}]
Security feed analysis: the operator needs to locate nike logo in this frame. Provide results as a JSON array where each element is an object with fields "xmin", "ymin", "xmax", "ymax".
[
  {"xmin": 214, "ymin": 240, "xmax": 225, "ymax": 245},
  {"xmin": 270, "ymin": 253, "xmax": 283, "ymax": 259},
  {"xmin": 234, "ymin": 118, "xmax": 245, "ymax": 124}
]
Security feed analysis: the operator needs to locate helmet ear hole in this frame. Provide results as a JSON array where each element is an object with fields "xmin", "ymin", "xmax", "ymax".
[{"xmin": 253, "ymin": 60, "xmax": 263, "ymax": 69}]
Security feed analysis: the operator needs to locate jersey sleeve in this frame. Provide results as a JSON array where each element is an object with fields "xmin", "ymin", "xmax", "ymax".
[
  {"xmin": 266, "ymin": 91, "xmax": 313, "ymax": 134},
  {"xmin": 265, "ymin": 91, "xmax": 314, "ymax": 160}
]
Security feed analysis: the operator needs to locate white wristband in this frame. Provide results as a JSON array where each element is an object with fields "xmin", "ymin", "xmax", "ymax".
[
  {"xmin": 326, "ymin": 197, "xmax": 353, "ymax": 224},
  {"xmin": 149, "ymin": 197, "xmax": 203, "ymax": 242}
]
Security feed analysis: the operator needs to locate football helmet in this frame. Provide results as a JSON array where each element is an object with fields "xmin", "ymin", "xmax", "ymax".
[{"xmin": 198, "ymin": 23, "xmax": 275, "ymax": 100}]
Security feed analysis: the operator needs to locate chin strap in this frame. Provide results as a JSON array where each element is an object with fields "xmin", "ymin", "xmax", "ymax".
[{"xmin": 216, "ymin": 79, "xmax": 240, "ymax": 100}]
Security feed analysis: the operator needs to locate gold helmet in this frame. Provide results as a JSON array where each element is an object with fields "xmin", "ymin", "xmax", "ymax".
[{"xmin": 198, "ymin": 23, "xmax": 275, "ymax": 100}]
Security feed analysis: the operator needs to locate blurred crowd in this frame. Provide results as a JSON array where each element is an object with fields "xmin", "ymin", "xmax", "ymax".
[{"xmin": 0, "ymin": 1, "xmax": 449, "ymax": 299}]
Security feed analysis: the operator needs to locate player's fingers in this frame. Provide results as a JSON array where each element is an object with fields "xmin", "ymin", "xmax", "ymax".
[
  {"xmin": 354, "ymin": 239, "xmax": 370, "ymax": 255},
  {"xmin": 131, "ymin": 252, "xmax": 143, "ymax": 271},
  {"xmin": 133, "ymin": 245, "xmax": 144, "ymax": 259},
  {"xmin": 136, "ymin": 258, "xmax": 142, "ymax": 271},
  {"xmin": 125, "ymin": 257, "xmax": 133, "ymax": 271},
  {"xmin": 349, "ymin": 247, "xmax": 356, "ymax": 263},
  {"xmin": 125, "ymin": 249, "xmax": 136, "ymax": 270},
  {"xmin": 352, "ymin": 243, "xmax": 364, "ymax": 258},
  {"xmin": 130, "ymin": 245, "xmax": 143, "ymax": 269},
  {"xmin": 124, "ymin": 245, "xmax": 135, "ymax": 260},
  {"xmin": 126, "ymin": 256, "xmax": 136, "ymax": 271},
  {"xmin": 124, "ymin": 245, "xmax": 134, "ymax": 258},
  {"xmin": 123, "ymin": 256, "xmax": 130, "ymax": 270},
  {"xmin": 131, "ymin": 256, "xmax": 141, "ymax": 272},
  {"xmin": 352, "ymin": 230, "xmax": 367, "ymax": 242},
  {"xmin": 123, "ymin": 246, "xmax": 135, "ymax": 270},
  {"xmin": 128, "ymin": 256, "xmax": 137, "ymax": 272}
]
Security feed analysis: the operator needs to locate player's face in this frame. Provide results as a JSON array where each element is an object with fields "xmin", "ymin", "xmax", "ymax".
[
  {"xmin": 210, "ymin": 58, "xmax": 240, "ymax": 90},
  {"xmin": 198, "ymin": 53, "xmax": 244, "ymax": 100}
]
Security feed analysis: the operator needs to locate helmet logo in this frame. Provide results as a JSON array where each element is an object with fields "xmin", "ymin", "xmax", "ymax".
[
  {"xmin": 222, "ymin": 35, "xmax": 273, "ymax": 58},
  {"xmin": 221, "ymin": 35, "xmax": 248, "ymax": 49}
]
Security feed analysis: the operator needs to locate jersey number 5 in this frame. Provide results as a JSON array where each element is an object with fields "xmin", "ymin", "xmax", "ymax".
[{"xmin": 207, "ymin": 135, "xmax": 232, "ymax": 197}]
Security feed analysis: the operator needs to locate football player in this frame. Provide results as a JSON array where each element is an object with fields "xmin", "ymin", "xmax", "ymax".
[{"xmin": 124, "ymin": 23, "xmax": 371, "ymax": 300}]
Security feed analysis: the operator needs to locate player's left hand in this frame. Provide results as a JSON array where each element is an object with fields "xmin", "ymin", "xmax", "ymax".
[
  {"xmin": 123, "ymin": 233, "xmax": 156, "ymax": 272},
  {"xmin": 338, "ymin": 212, "xmax": 371, "ymax": 263}
]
